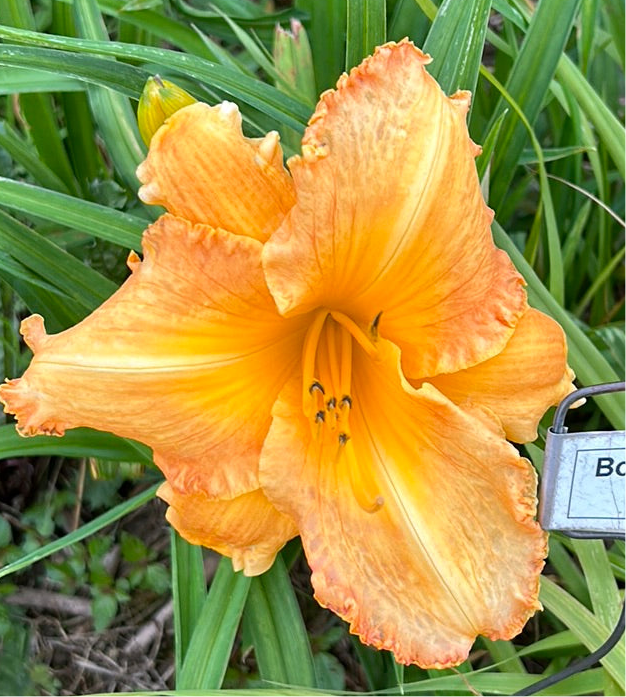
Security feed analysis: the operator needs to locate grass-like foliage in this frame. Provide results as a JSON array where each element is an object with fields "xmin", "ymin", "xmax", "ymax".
[{"xmin": 0, "ymin": 0, "xmax": 624, "ymax": 694}]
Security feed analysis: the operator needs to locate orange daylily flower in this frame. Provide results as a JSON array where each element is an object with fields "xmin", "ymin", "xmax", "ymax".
[{"xmin": 0, "ymin": 40, "xmax": 575, "ymax": 668}]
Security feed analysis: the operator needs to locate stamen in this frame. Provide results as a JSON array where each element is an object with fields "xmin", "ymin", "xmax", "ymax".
[
  {"xmin": 330, "ymin": 310, "xmax": 378, "ymax": 356},
  {"xmin": 302, "ymin": 309, "xmax": 330, "ymax": 416},
  {"xmin": 339, "ymin": 325, "xmax": 353, "ymax": 400},
  {"xmin": 309, "ymin": 381, "xmax": 325, "ymax": 395},
  {"xmin": 315, "ymin": 410, "xmax": 325, "ymax": 423},
  {"xmin": 326, "ymin": 397, "xmax": 337, "ymax": 430},
  {"xmin": 324, "ymin": 320, "xmax": 342, "ymax": 394},
  {"xmin": 339, "ymin": 438, "xmax": 384, "ymax": 514}
]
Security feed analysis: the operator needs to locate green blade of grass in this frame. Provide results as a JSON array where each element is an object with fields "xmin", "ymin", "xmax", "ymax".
[
  {"xmin": 0, "ymin": 66, "xmax": 82, "ymax": 93},
  {"xmin": 52, "ymin": 0, "xmax": 105, "ymax": 195},
  {"xmin": 73, "ymin": 0, "xmax": 146, "ymax": 191},
  {"xmin": 540, "ymin": 576, "xmax": 625, "ymax": 689},
  {"xmin": 480, "ymin": 67, "xmax": 564, "ymax": 305},
  {"xmin": 572, "ymin": 540, "xmax": 622, "ymax": 629},
  {"xmin": 178, "ymin": 556, "xmax": 251, "ymax": 689},
  {"xmin": 0, "ymin": 178, "xmax": 144, "ymax": 248},
  {"xmin": 423, "ymin": 0, "xmax": 492, "ymax": 96},
  {"xmin": 345, "ymin": 0, "xmax": 386, "ymax": 71},
  {"xmin": 245, "ymin": 553, "xmax": 317, "ymax": 688},
  {"xmin": 171, "ymin": 532, "xmax": 207, "ymax": 677},
  {"xmin": 0, "ymin": 0, "xmax": 80, "ymax": 196},
  {"xmin": 0, "ymin": 120, "xmax": 72, "ymax": 194},
  {"xmin": 0, "ymin": 271, "xmax": 86, "ymax": 331},
  {"xmin": 0, "ymin": 26, "xmax": 312, "ymax": 130},
  {"xmin": 0, "ymin": 44, "xmax": 148, "ymax": 97},
  {"xmin": 0, "ymin": 209, "xmax": 117, "ymax": 311},
  {"xmin": 0, "ymin": 424, "xmax": 152, "ymax": 463},
  {"xmin": 0, "ymin": 481, "xmax": 160, "ymax": 580},
  {"xmin": 487, "ymin": 0, "xmax": 582, "ymax": 210},
  {"xmin": 296, "ymin": 0, "xmax": 347, "ymax": 92}
]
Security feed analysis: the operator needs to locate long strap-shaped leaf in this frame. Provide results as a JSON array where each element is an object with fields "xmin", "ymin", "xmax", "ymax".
[
  {"xmin": 0, "ymin": 481, "xmax": 160, "ymax": 580},
  {"xmin": 0, "ymin": 25, "xmax": 311, "ymax": 130},
  {"xmin": 423, "ymin": 0, "xmax": 492, "ymax": 97},
  {"xmin": 540, "ymin": 577, "xmax": 625, "ymax": 690},
  {"xmin": 245, "ymin": 554, "xmax": 317, "ymax": 688},
  {"xmin": 0, "ymin": 178, "xmax": 144, "ymax": 248},
  {"xmin": 0, "ymin": 209, "xmax": 117, "ymax": 311},
  {"xmin": 346, "ymin": 0, "xmax": 386, "ymax": 72},
  {"xmin": 171, "ymin": 532, "xmax": 207, "ymax": 677},
  {"xmin": 486, "ymin": 0, "xmax": 582, "ymax": 209},
  {"xmin": 73, "ymin": 0, "xmax": 146, "ymax": 191},
  {"xmin": 178, "ymin": 557, "xmax": 251, "ymax": 689}
]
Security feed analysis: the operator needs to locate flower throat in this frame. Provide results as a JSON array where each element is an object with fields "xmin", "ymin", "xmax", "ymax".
[{"xmin": 302, "ymin": 309, "xmax": 384, "ymax": 514}]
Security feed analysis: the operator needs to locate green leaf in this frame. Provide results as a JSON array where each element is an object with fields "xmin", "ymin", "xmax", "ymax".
[
  {"xmin": 487, "ymin": 0, "xmax": 582, "ymax": 209},
  {"xmin": 0, "ymin": 66, "xmax": 82, "ymax": 93},
  {"xmin": 296, "ymin": 0, "xmax": 347, "ymax": 92},
  {"xmin": 0, "ymin": 482, "xmax": 160, "ymax": 580},
  {"xmin": 0, "ymin": 27, "xmax": 312, "ymax": 131},
  {"xmin": 423, "ymin": 0, "xmax": 492, "ymax": 96},
  {"xmin": 245, "ymin": 553, "xmax": 316, "ymax": 688},
  {"xmin": 0, "ymin": 209, "xmax": 117, "ymax": 311},
  {"xmin": 171, "ymin": 531, "xmax": 206, "ymax": 675},
  {"xmin": 345, "ymin": 0, "xmax": 386, "ymax": 71},
  {"xmin": 178, "ymin": 557, "xmax": 251, "ymax": 689},
  {"xmin": 0, "ymin": 424, "xmax": 152, "ymax": 463},
  {"xmin": 91, "ymin": 592, "xmax": 118, "ymax": 631},
  {"xmin": 0, "ymin": 178, "xmax": 144, "ymax": 248},
  {"xmin": 73, "ymin": 0, "xmax": 147, "ymax": 191},
  {"xmin": 540, "ymin": 577, "xmax": 625, "ymax": 689}
]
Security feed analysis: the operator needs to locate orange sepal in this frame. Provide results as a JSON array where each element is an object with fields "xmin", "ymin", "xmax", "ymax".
[
  {"xmin": 260, "ymin": 337, "xmax": 546, "ymax": 668},
  {"xmin": 137, "ymin": 102, "xmax": 295, "ymax": 241},
  {"xmin": 159, "ymin": 482, "xmax": 298, "ymax": 576},
  {"xmin": 0, "ymin": 214, "xmax": 306, "ymax": 499},
  {"xmin": 422, "ymin": 308, "xmax": 576, "ymax": 442},
  {"xmin": 263, "ymin": 40, "xmax": 527, "ymax": 377}
]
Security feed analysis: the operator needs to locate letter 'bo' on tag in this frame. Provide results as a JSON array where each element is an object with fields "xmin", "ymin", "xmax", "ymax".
[{"xmin": 539, "ymin": 382, "xmax": 625, "ymax": 539}]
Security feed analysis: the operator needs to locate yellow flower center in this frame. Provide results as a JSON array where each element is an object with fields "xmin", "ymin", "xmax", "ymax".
[{"xmin": 301, "ymin": 308, "xmax": 384, "ymax": 513}]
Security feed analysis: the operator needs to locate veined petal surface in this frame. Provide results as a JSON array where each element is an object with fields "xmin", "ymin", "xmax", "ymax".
[
  {"xmin": 159, "ymin": 482, "xmax": 297, "ymax": 576},
  {"xmin": 423, "ymin": 308, "xmax": 576, "ymax": 442},
  {"xmin": 263, "ymin": 40, "xmax": 527, "ymax": 377},
  {"xmin": 260, "ymin": 338, "xmax": 546, "ymax": 668},
  {"xmin": 137, "ymin": 102, "xmax": 296, "ymax": 241},
  {"xmin": 0, "ymin": 214, "xmax": 306, "ymax": 499}
]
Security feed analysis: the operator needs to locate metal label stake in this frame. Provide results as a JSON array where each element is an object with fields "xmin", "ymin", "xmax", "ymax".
[{"xmin": 516, "ymin": 382, "xmax": 625, "ymax": 696}]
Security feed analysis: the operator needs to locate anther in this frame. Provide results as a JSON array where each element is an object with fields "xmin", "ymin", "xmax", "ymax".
[
  {"xmin": 340, "ymin": 395, "xmax": 352, "ymax": 409},
  {"xmin": 315, "ymin": 410, "xmax": 325, "ymax": 423},
  {"xmin": 309, "ymin": 381, "xmax": 325, "ymax": 395},
  {"xmin": 338, "ymin": 432, "xmax": 350, "ymax": 445},
  {"xmin": 326, "ymin": 397, "xmax": 337, "ymax": 409}
]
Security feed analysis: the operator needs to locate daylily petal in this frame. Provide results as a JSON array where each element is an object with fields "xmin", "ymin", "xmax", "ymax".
[
  {"xmin": 422, "ymin": 308, "xmax": 576, "ymax": 442},
  {"xmin": 263, "ymin": 39, "xmax": 526, "ymax": 377},
  {"xmin": 158, "ymin": 482, "xmax": 297, "ymax": 576},
  {"xmin": 260, "ymin": 337, "xmax": 546, "ymax": 668},
  {"xmin": 137, "ymin": 102, "xmax": 296, "ymax": 241},
  {"xmin": 0, "ymin": 214, "xmax": 306, "ymax": 499}
]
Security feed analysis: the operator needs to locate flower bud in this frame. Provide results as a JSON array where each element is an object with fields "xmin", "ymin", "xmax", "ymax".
[
  {"xmin": 273, "ymin": 19, "xmax": 316, "ymax": 107},
  {"xmin": 137, "ymin": 75, "xmax": 196, "ymax": 146}
]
